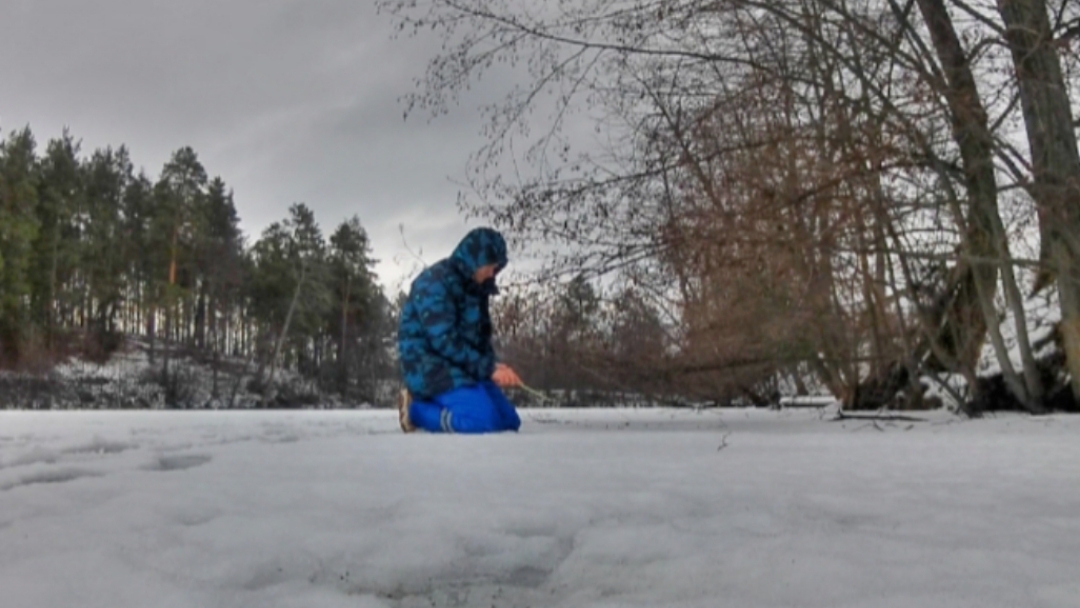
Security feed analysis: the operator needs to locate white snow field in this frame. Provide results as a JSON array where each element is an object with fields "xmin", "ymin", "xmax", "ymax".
[{"xmin": 1, "ymin": 407, "xmax": 1078, "ymax": 608}]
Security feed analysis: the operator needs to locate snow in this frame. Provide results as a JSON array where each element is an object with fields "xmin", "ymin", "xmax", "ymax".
[
  {"xmin": 978, "ymin": 285, "xmax": 1061, "ymax": 379},
  {"xmin": 3, "ymin": 341, "xmax": 353, "ymax": 410},
  {"xmin": 1, "ymin": 407, "xmax": 1079, "ymax": 608}
]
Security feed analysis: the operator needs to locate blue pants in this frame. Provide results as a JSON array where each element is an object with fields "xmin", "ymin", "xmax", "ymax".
[{"xmin": 410, "ymin": 381, "xmax": 521, "ymax": 434}]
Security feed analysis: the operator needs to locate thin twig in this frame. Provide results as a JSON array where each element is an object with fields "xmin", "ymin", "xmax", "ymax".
[
  {"xmin": 717, "ymin": 431, "xmax": 731, "ymax": 451},
  {"xmin": 833, "ymin": 411, "xmax": 928, "ymax": 422}
]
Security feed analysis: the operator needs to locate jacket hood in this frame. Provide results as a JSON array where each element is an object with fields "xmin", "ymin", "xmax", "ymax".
[{"xmin": 450, "ymin": 227, "xmax": 508, "ymax": 275}]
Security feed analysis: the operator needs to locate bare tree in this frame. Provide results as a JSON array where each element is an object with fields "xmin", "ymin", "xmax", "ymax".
[
  {"xmin": 381, "ymin": 0, "xmax": 1078, "ymax": 411},
  {"xmin": 997, "ymin": 0, "xmax": 1080, "ymax": 400}
]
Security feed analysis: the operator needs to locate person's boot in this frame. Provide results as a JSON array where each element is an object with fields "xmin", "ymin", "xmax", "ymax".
[{"xmin": 398, "ymin": 388, "xmax": 416, "ymax": 433}]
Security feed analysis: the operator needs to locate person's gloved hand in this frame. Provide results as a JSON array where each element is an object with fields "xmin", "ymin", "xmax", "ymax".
[{"xmin": 492, "ymin": 362, "xmax": 524, "ymax": 388}]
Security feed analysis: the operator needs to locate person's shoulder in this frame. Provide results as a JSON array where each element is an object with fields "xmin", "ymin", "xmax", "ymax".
[{"xmin": 410, "ymin": 259, "xmax": 455, "ymax": 292}]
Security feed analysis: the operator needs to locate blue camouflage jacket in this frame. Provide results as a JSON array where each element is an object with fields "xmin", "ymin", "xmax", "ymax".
[{"xmin": 398, "ymin": 228, "xmax": 508, "ymax": 400}]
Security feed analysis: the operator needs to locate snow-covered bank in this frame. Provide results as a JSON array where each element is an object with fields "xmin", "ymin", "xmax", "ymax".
[
  {"xmin": 0, "ymin": 342, "xmax": 377, "ymax": 410},
  {"xmin": 1, "ymin": 408, "xmax": 1078, "ymax": 607}
]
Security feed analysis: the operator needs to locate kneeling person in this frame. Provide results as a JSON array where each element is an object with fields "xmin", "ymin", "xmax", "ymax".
[{"xmin": 397, "ymin": 228, "xmax": 523, "ymax": 433}]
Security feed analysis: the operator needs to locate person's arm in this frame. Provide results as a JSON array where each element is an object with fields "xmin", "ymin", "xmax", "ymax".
[
  {"xmin": 476, "ymin": 292, "xmax": 519, "ymax": 387},
  {"xmin": 492, "ymin": 362, "xmax": 523, "ymax": 388},
  {"xmin": 478, "ymin": 293, "xmax": 498, "ymax": 378},
  {"xmin": 415, "ymin": 276, "xmax": 495, "ymax": 381}
]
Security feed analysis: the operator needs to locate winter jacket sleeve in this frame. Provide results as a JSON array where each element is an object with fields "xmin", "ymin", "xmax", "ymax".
[{"xmin": 414, "ymin": 274, "xmax": 496, "ymax": 382}]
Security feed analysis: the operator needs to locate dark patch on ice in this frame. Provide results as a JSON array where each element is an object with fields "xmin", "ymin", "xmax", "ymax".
[
  {"xmin": 258, "ymin": 423, "xmax": 303, "ymax": 444},
  {"xmin": 242, "ymin": 565, "xmax": 287, "ymax": 591},
  {"xmin": 505, "ymin": 524, "xmax": 560, "ymax": 540},
  {"xmin": 172, "ymin": 506, "xmax": 220, "ymax": 527},
  {"xmin": 8, "ymin": 448, "xmax": 59, "ymax": 468},
  {"xmin": 1, "ymin": 467, "xmax": 103, "ymax": 491},
  {"xmin": 144, "ymin": 454, "xmax": 212, "ymax": 472},
  {"xmin": 500, "ymin": 565, "xmax": 550, "ymax": 588},
  {"xmin": 63, "ymin": 438, "xmax": 136, "ymax": 455},
  {"xmin": 360, "ymin": 577, "xmax": 549, "ymax": 608},
  {"xmin": 259, "ymin": 433, "xmax": 301, "ymax": 444},
  {"xmin": 157, "ymin": 442, "xmax": 195, "ymax": 452},
  {"xmin": 351, "ymin": 536, "xmax": 575, "ymax": 607}
]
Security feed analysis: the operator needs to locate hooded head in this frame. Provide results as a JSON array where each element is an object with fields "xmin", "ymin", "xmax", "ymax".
[
  {"xmin": 450, "ymin": 227, "xmax": 508, "ymax": 291},
  {"xmin": 451, "ymin": 227, "xmax": 508, "ymax": 273}
]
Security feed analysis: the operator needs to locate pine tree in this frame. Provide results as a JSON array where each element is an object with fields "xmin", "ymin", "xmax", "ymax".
[
  {"xmin": 82, "ymin": 146, "xmax": 132, "ymax": 356},
  {"xmin": 121, "ymin": 171, "xmax": 155, "ymax": 341},
  {"xmin": 196, "ymin": 177, "xmax": 244, "ymax": 396},
  {"xmin": 249, "ymin": 203, "xmax": 331, "ymax": 400},
  {"xmin": 152, "ymin": 147, "xmax": 208, "ymax": 375},
  {"xmin": 328, "ymin": 216, "xmax": 379, "ymax": 399},
  {"xmin": 0, "ymin": 127, "xmax": 41, "ymax": 364},
  {"xmin": 32, "ymin": 130, "xmax": 82, "ymax": 351}
]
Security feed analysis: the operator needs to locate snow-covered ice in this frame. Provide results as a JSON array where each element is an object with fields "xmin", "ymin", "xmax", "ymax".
[{"xmin": 1, "ymin": 407, "xmax": 1078, "ymax": 608}]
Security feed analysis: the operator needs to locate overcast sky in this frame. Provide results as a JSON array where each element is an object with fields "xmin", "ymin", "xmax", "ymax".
[{"xmin": 0, "ymin": 0, "xmax": 500, "ymax": 292}]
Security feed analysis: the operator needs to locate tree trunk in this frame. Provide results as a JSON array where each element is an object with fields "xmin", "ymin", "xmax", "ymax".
[
  {"xmin": 147, "ymin": 303, "xmax": 156, "ymax": 366},
  {"xmin": 916, "ymin": 0, "xmax": 1043, "ymax": 411},
  {"xmin": 998, "ymin": 0, "xmax": 1080, "ymax": 402},
  {"xmin": 339, "ymin": 276, "xmax": 351, "ymax": 397},
  {"xmin": 47, "ymin": 235, "xmax": 59, "ymax": 350},
  {"xmin": 264, "ymin": 263, "xmax": 308, "ymax": 402},
  {"xmin": 162, "ymin": 300, "xmax": 172, "ymax": 392},
  {"xmin": 195, "ymin": 287, "xmax": 207, "ymax": 350},
  {"xmin": 210, "ymin": 300, "xmax": 219, "ymax": 399}
]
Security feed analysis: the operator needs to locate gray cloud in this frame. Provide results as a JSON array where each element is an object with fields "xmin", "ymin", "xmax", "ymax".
[{"xmin": 0, "ymin": 0, "xmax": 503, "ymax": 290}]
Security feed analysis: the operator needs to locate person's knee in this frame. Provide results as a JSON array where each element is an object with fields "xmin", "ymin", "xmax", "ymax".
[
  {"xmin": 480, "ymin": 382, "xmax": 521, "ymax": 431},
  {"xmin": 448, "ymin": 412, "xmax": 499, "ymax": 433},
  {"xmin": 436, "ymin": 383, "xmax": 520, "ymax": 433},
  {"xmin": 444, "ymin": 400, "xmax": 499, "ymax": 433},
  {"xmin": 409, "ymin": 401, "xmax": 446, "ymax": 433}
]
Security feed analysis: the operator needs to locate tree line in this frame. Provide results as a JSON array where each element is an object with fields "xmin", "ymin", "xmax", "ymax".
[
  {"xmin": 0, "ymin": 126, "xmax": 393, "ymax": 406},
  {"xmin": 381, "ymin": 0, "xmax": 1080, "ymax": 414}
]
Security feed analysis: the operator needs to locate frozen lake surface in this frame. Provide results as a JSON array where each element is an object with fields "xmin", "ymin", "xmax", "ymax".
[{"xmin": 1, "ymin": 407, "xmax": 1078, "ymax": 607}]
